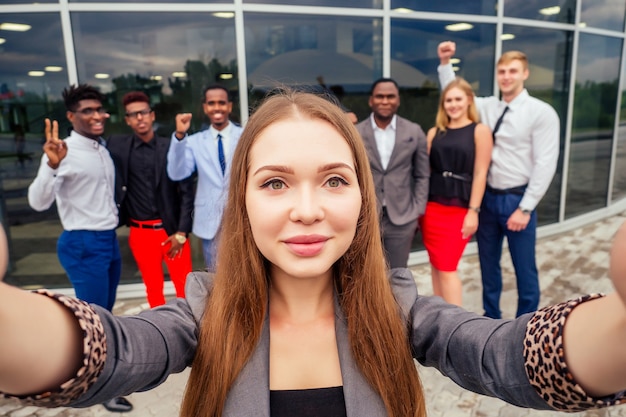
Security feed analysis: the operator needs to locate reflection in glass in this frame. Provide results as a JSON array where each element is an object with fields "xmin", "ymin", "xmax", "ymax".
[
  {"xmin": 581, "ymin": 0, "xmax": 626, "ymax": 32},
  {"xmin": 504, "ymin": 0, "xmax": 576, "ymax": 23},
  {"xmin": 72, "ymin": 12, "xmax": 239, "ymax": 135},
  {"xmin": 0, "ymin": 0, "xmax": 54, "ymax": 3},
  {"xmin": 501, "ymin": 25, "xmax": 573, "ymax": 225},
  {"xmin": 72, "ymin": 0, "xmax": 225, "ymax": 2},
  {"xmin": 566, "ymin": 34, "xmax": 622, "ymax": 218},
  {"xmin": 71, "ymin": 12, "xmax": 238, "ymax": 284},
  {"xmin": 243, "ymin": 13, "xmax": 381, "ymax": 120},
  {"xmin": 244, "ymin": 0, "xmax": 381, "ymax": 6},
  {"xmin": 390, "ymin": 19, "xmax": 496, "ymax": 251},
  {"xmin": 391, "ymin": 19, "xmax": 496, "ymax": 129},
  {"xmin": 0, "ymin": 13, "xmax": 69, "ymax": 288},
  {"xmin": 391, "ymin": 0, "xmax": 496, "ymax": 15}
]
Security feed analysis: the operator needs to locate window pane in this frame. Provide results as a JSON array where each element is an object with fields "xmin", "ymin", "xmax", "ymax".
[
  {"xmin": 390, "ymin": 19, "xmax": 495, "ymax": 251},
  {"xmin": 244, "ymin": 13, "xmax": 381, "ymax": 120},
  {"xmin": 244, "ymin": 0, "xmax": 381, "ymax": 7},
  {"xmin": 0, "ymin": 13, "xmax": 70, "ymax": 289},
  {"xmin": 72, "ymin": 0, "xmax": 226, "ymax": 2},
  {"xmin": 581, "ymin": 0, "xmax": 626, "ymax": 32},
  {"xmin": 72, "ymin": 12, "xmax": 239, "ymax": 132},
  {"xmin": 391, "ymin": 19, "xmax": 496, "ymax": 129},
  {"xmin": 71, "ymin": 11, "xmax": 238, "ymax": 284},
  {"xmin": 391, "ymin": 0, "xmax": 497, "ymax": 15},
  {"xmin": 1, "ymin": 0, "xmax": 55, "ymax": 3},
  {"xmin": 501, "ymin": 25, "xmax": 573, "ymax": 225},
  {"xmin": 566, "ymin": 33, "xmax": 622, "ymax": 218},
  {"xmin": 504, "ymin": 0, "xmax": 576, "ymax": 23}
]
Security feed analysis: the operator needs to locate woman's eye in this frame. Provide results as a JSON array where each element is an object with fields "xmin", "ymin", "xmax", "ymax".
[
  {"xmin": 261, "ymin": 179, "xmax": 285, "ymax": 190},
  {"xmin": 326, "ymin": 177, "xmax": 348, "ymax": 188}
]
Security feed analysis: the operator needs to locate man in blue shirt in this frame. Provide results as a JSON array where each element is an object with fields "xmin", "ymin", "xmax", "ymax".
[{"xmin": 167, "ymin": 85, "xmax": 243, "ymax": 271}]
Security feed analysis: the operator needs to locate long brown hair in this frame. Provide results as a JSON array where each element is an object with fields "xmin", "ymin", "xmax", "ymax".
[
  {"xmin": 180, "ymin": 90, "xmax": 425, "ymax": 417},
  {"xmin": 435, "ymin": 77, "xmax": 480, "ymax": 132}
]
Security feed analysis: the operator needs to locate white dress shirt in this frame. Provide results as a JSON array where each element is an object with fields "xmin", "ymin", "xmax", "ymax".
[
  {"xmin": 370, "ymin": 114, "xmax": 397, "ymax": 170},
  {"xmin": 28, "ymin": 130, "xmax": 118, "ymax": 231},
  {"xmin": 438, "ymin": 63, "xmax": 560, "ymax": 210}
]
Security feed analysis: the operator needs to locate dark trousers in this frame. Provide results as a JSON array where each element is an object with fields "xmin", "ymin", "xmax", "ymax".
[
  {"xmin": 381, "ymin": 208, "xmax": 416, "ymax": 269},
  {"xmin": 57, "ymin": 229, "xmax": 122, "ymax": 311},
  {"xmin": 477, "ymin": 189, "xmax": 539, "ymax": 319}
]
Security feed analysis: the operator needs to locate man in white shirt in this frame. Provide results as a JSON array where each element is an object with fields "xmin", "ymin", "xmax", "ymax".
[
  {"xmin": 355, "ymin": 78, "xmax": 429, "ymax": 268},
  {"xmin": 437, "ymin": 42, "xmax": 560, "ymax": 318},
  {"xmin": 27, "ymin": 84, "xmax": 132, "ymax": 412},
  {"xmin": 167, "ymin": 85, "xmax": 243, "ymax": 271}
]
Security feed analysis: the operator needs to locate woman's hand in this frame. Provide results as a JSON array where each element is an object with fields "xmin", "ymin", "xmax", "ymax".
[
  {"xmin": 461, "ymin": 210, "xmax": 478, "ymax": 239},
  {"xmin": 610, "ymin": 220, "xmax": 626, "ymax": 306}
]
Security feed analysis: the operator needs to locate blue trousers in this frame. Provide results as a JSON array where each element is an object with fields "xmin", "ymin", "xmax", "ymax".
[
  {"xmin": 477, "ymin": 190, "xmax": 539, "ymax": 319},
  {"xmin": 57, "ymin": 229, "xmax": 122, "ymax": 311}
]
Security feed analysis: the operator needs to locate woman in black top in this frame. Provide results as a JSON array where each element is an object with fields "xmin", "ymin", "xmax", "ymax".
[{"xmin": 420, "ymin": 78, "xmax": 492, "ymax": 305}]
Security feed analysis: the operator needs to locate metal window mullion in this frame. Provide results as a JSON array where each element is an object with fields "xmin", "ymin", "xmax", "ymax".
[
  {"xmin": 558, "ymin": 2, "xmax": 582, "ymax": 222},
  {"xmin": 233, "ymin": 0, "xmax": 249, "ymax": 125},
  {"xmin": 382, "ymin": 0, "xmax": 391, "ymax": 77},
  {"xmin": 606, "ymin": 37, "xmax": 626, "ymax": 205},
  {"xmin": 59, "ymin": 0, "xmax": 78, "ymax": 85},
  {"xmin": 494, "ymin": 0, "xmax": 504, "ymax": 95}
]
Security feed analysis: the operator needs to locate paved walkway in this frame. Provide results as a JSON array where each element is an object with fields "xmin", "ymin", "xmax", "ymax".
[{"xmin": 3, "ymin": 212, "xmax": 626, "ymax": 416}]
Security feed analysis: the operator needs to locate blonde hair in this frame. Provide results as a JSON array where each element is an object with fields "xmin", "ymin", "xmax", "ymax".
[
  {"xmin": 180, "ymin": 90, "xmax": 425, "ymax": 417},
  {"xmin": 498, "ymin": 50, "xmax": 528, "ymax": 70},
  {"xmin": 435, "ymin": 77, "xmax": 480, "ymax": 132}
]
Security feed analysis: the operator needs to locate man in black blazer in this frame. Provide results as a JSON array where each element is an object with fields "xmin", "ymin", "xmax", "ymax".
[
  {"xmin": 356, "ymin": 78, "xmax": 429, "ymax": 268},
  {"xmin": 108, "ymin": 91, "xmax": 194, "ymax": 309}
]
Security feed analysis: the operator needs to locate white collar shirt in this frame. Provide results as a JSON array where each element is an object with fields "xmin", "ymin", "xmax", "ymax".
[
  {"xmin": 27, "ymin": 130, "xmax": 118, "ymax": 230},
  {"xmin": 475, "ymin": 89, "xmax": 560, "ymax": 210},
  {"xmin": 370, "ymin": 113, "xmax": 397, "ymax": 171}
]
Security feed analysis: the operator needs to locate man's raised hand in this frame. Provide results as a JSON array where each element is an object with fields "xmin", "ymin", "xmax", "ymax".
[{"xmin": 43, "ymin": 118, "xmax": 66, "ymax": 169}]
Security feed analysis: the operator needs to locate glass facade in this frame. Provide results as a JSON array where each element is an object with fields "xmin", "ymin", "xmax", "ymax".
[{"xmin": 2, "ymin": 1, "xmax": 626, "ymax": 291}]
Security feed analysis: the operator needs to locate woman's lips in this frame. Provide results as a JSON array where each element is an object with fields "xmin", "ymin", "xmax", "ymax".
[{"xmin": 284, "ymin": 235, "xmax": 329, "ymax": 256}]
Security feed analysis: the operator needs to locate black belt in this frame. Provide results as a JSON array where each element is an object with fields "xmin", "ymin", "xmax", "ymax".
[
  {"xmin": 129, "ymin": 220, "xmax": 163, "ymax": 229},
  {"xmin": 486, "ymin": 184, "xmax": 527, "ymax": 195},
  {"xmin": 437, "ymin": 171, "xmax": 472, "ymax": 182}
]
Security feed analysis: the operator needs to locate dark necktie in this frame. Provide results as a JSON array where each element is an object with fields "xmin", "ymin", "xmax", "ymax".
[
  {"xmin": 492, "ymin": 106, "xmax": 509, "ymax": 143},
  {"xmin": 217, "ymin": 133, "xmax": 226, "ymax": 175}
]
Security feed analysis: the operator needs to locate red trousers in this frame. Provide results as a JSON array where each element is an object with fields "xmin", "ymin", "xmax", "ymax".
[{"xmin": 128, "ymin": 219, "xmax": 192, "ymax": 307}]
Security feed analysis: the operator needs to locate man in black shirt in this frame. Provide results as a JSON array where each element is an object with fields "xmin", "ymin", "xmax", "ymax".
[{"xmin": 108, "ymin": 91, "xmax": 194, "ymax": 311}]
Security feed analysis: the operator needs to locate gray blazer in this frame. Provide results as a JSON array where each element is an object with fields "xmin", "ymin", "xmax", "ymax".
[
  {"xmin": 73, "ymin": 270, "xmax": 549, "ymax": 415},
  {"xmin": 356, "ymin": 115, "xmax": 430, "ymax": 226}
]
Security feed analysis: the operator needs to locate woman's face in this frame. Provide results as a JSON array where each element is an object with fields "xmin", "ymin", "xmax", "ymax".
[
  {"xmin": 443, "ymin": 86, "xmax": 470, "ymax": 122},
  {"xmin": 245, "ymin": 117, "xmax": 362, "ymax": 282}
]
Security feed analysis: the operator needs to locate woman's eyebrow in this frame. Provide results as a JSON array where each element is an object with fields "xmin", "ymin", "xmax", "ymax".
[
  {"xmin": 252, "ymin": 165, "xmax": 294, "ymax": 175},
  {"xmin": 318, "ymin": 162, "xmax": 355, "ymax": 173}
]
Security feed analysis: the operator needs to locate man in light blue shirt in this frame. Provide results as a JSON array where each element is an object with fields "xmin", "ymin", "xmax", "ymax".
[
  {"xmin": 167, "ymin": 85, "xmax": 243, "ymax": 271},
  {"xmin": 437, "ymin": 42, "xmax": 560, "ymax": 319}
]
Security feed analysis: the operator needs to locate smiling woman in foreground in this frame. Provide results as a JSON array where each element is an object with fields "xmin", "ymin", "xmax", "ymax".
[{"xmin": 1, "ymin": 90, "xmax": 626, "ymax": 417}]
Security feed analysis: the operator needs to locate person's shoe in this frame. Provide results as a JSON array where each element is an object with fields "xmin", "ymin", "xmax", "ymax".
[{"xmin": 102, "ymin": 397, "xmax": 133, "ymax": 413}]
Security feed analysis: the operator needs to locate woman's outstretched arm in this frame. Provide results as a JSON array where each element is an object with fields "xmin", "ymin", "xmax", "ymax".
[
  {"xmin": 563, "ymin": 220, "xmax": 626, "ymax": 397},
  {"xmin": 0, "ymin": 283, "xmax": 83, "ymax": 395}
]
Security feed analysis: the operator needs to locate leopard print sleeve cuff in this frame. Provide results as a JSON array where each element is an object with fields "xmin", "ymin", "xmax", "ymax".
[
  {"xmin": 1, "ymin": 290, "xmax": 107, "ymax": 407},
  {"xmin": 524, "ymin": 293, "xmax": 626, "ymax": 411}
]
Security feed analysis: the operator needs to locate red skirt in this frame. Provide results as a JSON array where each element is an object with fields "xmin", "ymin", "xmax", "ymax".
[{"xmin": 419, "ymin": 201, "xmax": 471, "ymax": 271}]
